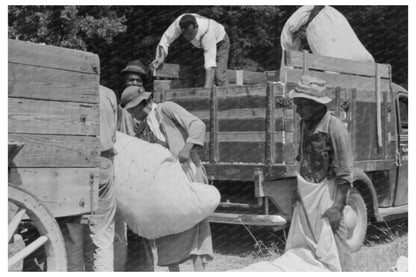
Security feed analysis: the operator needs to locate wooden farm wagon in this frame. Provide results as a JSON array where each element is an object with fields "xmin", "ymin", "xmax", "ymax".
[{"xmin": 8, "ymin": 39, "xmax": 101, "ymax": 271}]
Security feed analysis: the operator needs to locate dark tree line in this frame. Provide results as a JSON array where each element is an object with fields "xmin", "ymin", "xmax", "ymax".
[{"xmin": 8, "ymin": 5, "xmax": 408, "ymax": 93}]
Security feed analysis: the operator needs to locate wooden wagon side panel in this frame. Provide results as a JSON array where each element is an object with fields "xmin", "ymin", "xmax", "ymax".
[
  {"xmin": 9, "ymin": 168, "xmax": 99, "ymax": 217},
  {"xmin": 8, "ymin": 39, "xmax": 100, "ymax": 217}
]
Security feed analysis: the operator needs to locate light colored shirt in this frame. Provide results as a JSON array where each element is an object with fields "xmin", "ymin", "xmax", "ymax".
[
  {"xmin": 156, "ymin": 101, "xmax": 206, "ymax": 157},
  {"xmin": 117, "ymin": 106, "xmax": 138, "ymax": 137},
  {"xmin": 281, "ymin": 5, "xmax": 374, "ymax": 63},
  {"xmin": 99, "ymin": 85, "xmax": 117, "ymax": 152},
  {"xmin": 157, "ymin": 13, "xmax": 226, "ymax": 69},
  {"xmin": 146, "ymin": 103, "xmax": 166, "ymax": 143}
]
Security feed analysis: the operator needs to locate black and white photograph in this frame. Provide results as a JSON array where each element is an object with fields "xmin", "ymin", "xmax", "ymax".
[{"xmin": 6, "ymin": 2, "xmax": 410, "ymax": 272}]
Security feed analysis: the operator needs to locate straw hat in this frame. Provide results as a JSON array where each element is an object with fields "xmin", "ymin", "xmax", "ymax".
[
  {"xmin": 120, "ymin": 86, "xmax": 152, "ymax": 109},
  {"xmin": 288, "ymin": 75, "xmax": 331, "ymax": 104}
]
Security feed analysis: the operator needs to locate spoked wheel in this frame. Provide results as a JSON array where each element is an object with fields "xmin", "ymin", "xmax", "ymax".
[
  {"xmin": 8, "ymin": 185, "xmax": 67, "ymax": 271},
  {"xmin": 345, "ymin": 187, "xmax": 367, "ymax": 252}
]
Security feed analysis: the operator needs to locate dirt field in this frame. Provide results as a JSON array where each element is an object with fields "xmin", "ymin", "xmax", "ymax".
[{"xmin": 155, "ymin": 217, "xmax": 408, "ymax": 272}]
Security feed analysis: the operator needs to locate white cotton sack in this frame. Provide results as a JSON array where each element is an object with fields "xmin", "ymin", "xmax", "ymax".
[{"xmin": 114, "ymin": 131, "xmax": 220, "ymax": 239}]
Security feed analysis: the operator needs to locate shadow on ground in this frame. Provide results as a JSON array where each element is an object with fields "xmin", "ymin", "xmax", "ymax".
[
  {"xmin": 211, "ymin": 223, "xmax": 288, "ymax": 257},
  {"xmin": 211, "ymin": 216, "xmax": 408, "ymax": 257}
]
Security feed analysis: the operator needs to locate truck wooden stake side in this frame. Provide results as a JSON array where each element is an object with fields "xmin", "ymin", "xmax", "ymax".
[{"xmin": 153, "ymin": 49, "xmax": 408, "ymax": 252}]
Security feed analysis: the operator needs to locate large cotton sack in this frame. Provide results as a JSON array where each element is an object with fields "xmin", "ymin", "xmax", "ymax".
[
  {"xmin": 114, "ymin": 131, "xmax": 220, "ymax": 239},
  {"xmin": 281, "ymin": 5, "xmax": 374, "ymax": 63}
]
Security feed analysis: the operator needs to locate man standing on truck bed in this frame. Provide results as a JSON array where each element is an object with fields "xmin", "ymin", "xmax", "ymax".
[
  {"xmin": 288, "ymin": 75, "xmax": 353, "ymax": 271},
  {"xmin": 281, "ymin": 5, "xmax": 374, "ymax": 62},
  {"xmin": 151, "ymin": 13, "xmax": 230, "ymax": 88},
  {"xmin": 120, "ymin": 86, "xmax": 212, "ymax": 271},
  {"xmin": 60, "ymin": 85, "xmax": 118, "ymax": 271}
]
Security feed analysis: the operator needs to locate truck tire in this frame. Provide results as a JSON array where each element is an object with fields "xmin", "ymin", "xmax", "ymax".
[{"xmin": 345, "ymin": 187, "xmax": 367, "ymax": 252}]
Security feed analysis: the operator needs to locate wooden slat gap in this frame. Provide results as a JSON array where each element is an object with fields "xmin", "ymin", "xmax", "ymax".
[
  {"xmin": 8, "ymin": 95, "xmax": 98, "ymax": 105},
  {"xmin": 8, "ymin": 61, "xmax": 98, "ymax": 76},
  {"xmin": 8, "ymin": 132, "xmax": 98, "ymax": 138}
]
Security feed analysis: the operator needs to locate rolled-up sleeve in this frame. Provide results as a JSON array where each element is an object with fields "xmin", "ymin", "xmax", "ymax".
[
  {"xmin": 202, "ymin": 30, "xmax": 218, "ymax": 69},
  {"xmin": 280, "ymin": 5, "xmax": 311, "ymax": 51},
  {"xmin": 157, "ymin": 17, "xmax": 182, "ymax": 58},
  {"xmin": 160, "ymin": 102, "xmax": 206, "ymax": 147},
  {"xmin": 330, "ymin": 118, "xmax": 353, "ymax": 184}
]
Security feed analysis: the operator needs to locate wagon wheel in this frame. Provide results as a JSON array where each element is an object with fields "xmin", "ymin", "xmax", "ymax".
[
  {"xmin": 8, "ymin": 185, "xmax": 67, "ymax": 271},
  {"xmin": 345, "ymin": 187, "xmax": 367, "ymax": 252}
]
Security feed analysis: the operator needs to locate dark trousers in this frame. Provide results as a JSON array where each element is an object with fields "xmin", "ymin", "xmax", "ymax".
[
  {"xmin": 215, "ymin": 33, "xmax": 230, "ymax": 86},
  {"xmin": 125, "ymin": 229, "xmax": 154, "ymax": 271}
]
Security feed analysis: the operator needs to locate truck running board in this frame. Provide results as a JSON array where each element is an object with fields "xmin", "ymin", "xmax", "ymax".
[
  {"xmin": 378, "ymin": 205, "xmax": 408, "ymax": 221},
  {"xmin": 208, "ymin": 212, "xmax": 287, "ymax": 227}
]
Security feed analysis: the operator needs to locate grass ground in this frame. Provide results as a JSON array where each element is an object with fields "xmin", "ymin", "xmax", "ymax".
[{"xmin": 155, "ymin": 217, "xmax": 408, "ymax": 272}]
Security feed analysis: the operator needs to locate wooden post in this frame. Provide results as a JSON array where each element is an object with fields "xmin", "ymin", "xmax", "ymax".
[
  {"xmin": 375, "ymin": 63, "xmax": 383, "ymax": 148},
  {"xmin": 351, "ymin": 88, "xmax": 357, "ymax": 159},
  {"xmin": 236, "ymin": 70, "xmax": 244, "ymax": 86},
  {"xmin": 335, "ymin": 87, "xmax": 341, "ymax": 117},
  {"xmin": 303, "ymin": 50, "xmax": 309, "ymax": 76},
  {"xmin": 209, "ymin": 86, "xmax": 218, "ymax": 163},
  {"xmin": 265, "ymin": 82, "xmax": 276, "ymax": 165}
]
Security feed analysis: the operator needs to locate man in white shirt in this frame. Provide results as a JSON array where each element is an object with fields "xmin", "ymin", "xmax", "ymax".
[
  {"xmin": 151, "ymin": 13, "xmax": 230, "ymax": 88},
  {"xmin": 281, "ymin": 6, "xmax": 374, "ymax": 63}
]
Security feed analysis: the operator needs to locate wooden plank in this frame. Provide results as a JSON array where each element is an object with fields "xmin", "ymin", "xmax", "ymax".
[
  {"xmin": 171, "ymin": 97, "xmax": 210, "ymax": 111},
  {"xmin": 185, "ymin": 108, "xmax": 286, "ymax": 121},
  {"xmin": 285, "ymin": 50, "xmax": 390, "ymax": 79},
  {"xmin": 203, "ymin": 163, "xmax": 292, "ymax": 181},
  {"xmin": 154, "ymin": 63, "xmax": 194, "ymax": 80},
  {"xmin": 163, "ymin": 84, "xmax": 268, "ymax": 99},
  {"xmin": 205, "ymin": 131, "xmax": 288, "ymax": 143},
  {"xmin": 218, "ymin": 95, "xmax": 267, "ymax": 110},
  {"xmin": 9, "ymin": 168, "xmax": 99, "ymax": 217},
  {"xmin": 284, "ymin": 67, "xmax": 391, "ymax": 91},
  {"xmin": 163, "ymin": 87, "xmax": 211, "ymax": 99},
  {"xmin": 8, "ymin": 39, "xmax": 99, "ymax": 75},
  {"xmin": 8, "ymin": 134, "xmax": 99, "ymax": 168},
  {"xmin": 217, "ymin": 84, "xmax": 268, "ymax": 97},
  {"xmin": 236, "ymin": 70, "xmax": 244, "ymax": 86},
  {"xmin": 9, "ymin": 98, "xmax": 99, "ymax": 136},
  {"xmin": 217, "ymin": 132, "xmax": 266, "ymax": 142},
  {"xmin": 227, "ymin": 70, "xmax": 268, "ymax": 84},
  {"xmin": 219, "ymin": 118, "xmax": 265, "ymax": 132},
  {"xmin": 219, "ymin": 142, "xmax": 265, "ymax": 163},
  {"xmin": 8, "ymin": 63, "xmax": 99, "ymax": 103}
]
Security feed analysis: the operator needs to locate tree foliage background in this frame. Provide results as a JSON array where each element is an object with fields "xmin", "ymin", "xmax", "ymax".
[{"xmin": 8, "ymin": 5, "xmax": 408, "ymax": 94}]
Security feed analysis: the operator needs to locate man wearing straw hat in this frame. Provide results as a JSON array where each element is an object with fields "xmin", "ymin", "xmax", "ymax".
[
  {"xmin": 288, "ymin": 75, "xmax": 354, "ymax": 271},
  {"xmin": 119, "ymin": 86, "xmax": 213, "ymax": 271}
]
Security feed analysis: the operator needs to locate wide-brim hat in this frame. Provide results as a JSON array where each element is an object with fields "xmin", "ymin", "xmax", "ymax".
[
  {"xmin": 120, "ymin": 86, "xmax": 152, "ymax": 109},
  {"xmin": 288, "ymin": 75, "xmax": 332, "ymax": 104},
  {"xmin": 121, "ymin": 60, "xmax": 147, "ymax": 76}
]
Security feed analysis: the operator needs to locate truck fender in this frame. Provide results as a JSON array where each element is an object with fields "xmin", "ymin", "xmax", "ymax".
[{"xmin": 352, "ymin": 168, "xmax": 382, "ymax": 221}]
